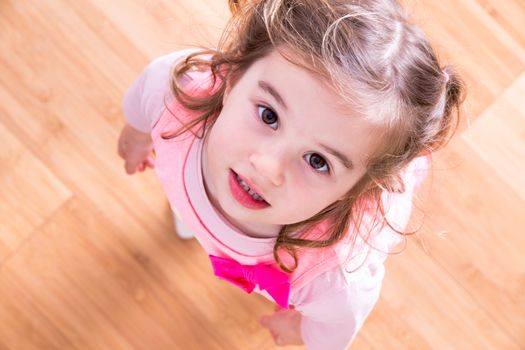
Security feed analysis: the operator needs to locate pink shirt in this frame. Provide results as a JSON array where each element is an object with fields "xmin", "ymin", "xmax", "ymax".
[{"xmin": 123, "ymin": 50, "xmax": 426, "ymax": 349}]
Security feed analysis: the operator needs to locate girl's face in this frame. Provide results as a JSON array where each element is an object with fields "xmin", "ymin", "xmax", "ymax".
[{"xmin": 202, "ymin": 50, "xmax": 379, "ymax": 237}]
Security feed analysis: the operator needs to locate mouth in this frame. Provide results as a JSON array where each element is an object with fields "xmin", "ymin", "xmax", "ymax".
[{"xmin": 228, "ymin": 169, "xmax": 270, "ymax": 210}]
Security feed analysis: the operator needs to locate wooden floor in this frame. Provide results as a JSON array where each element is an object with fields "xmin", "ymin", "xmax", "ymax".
[{"xmin": 0, "ymin": 0, "xmax": 524, "ymax": 349}]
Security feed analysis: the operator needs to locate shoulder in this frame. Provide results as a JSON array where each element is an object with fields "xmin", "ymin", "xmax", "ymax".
[
  {"xmin": 140, "ymin": 48, "xmax": 199, "ymax": 103},
  {"xmin": 291, "ymin": 225, "xmax": 399, "ymax": 310},
  {"xmin": 122, "ymin": 49, "xmax": 201, "ymax": 132}
]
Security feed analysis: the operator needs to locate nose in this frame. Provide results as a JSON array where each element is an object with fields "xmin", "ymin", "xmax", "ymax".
[{"xmin": 249, "ymin": 151, "xmax": 285, "ymax": 187}]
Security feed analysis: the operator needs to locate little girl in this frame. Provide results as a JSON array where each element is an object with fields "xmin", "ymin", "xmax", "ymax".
[{"xmin": 118, "ymin": 0, "xmax": 464, "ymax": 348}]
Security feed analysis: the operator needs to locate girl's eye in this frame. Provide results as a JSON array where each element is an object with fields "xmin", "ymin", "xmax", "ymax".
[
  {"xmin": 257, "ymin": 105, "xmax": 278, "ymax": 130},
  {"xmin": 304, "ymin": 153, "xmax": 330, "ymax": 174},
  {"xmin": 257, "ymin": 106, "xmax": 330, "ymax": 175}
]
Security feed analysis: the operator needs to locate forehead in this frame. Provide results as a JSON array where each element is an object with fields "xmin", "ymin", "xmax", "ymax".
[
  {"xmin": 243, "ymin": 50, "xmax": 360, "ymax": 121},
  {"xmin": 238, "ymin": 50, "xmax": 379, "ymax": 169}
]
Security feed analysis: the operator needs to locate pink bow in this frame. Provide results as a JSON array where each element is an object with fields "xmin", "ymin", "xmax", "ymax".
[{"xmin": 209, "ymin": 255, "xmax": 290, "ymax": 309}]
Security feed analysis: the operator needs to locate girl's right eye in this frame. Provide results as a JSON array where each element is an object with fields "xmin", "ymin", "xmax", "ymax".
[{"xmin": 257, "ymin": 105, "xmax": 278, "ymax": 130}]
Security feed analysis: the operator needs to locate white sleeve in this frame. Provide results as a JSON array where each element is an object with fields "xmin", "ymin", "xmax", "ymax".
[
  {"xmin": 291, "ymin": 258, "xmax": 387, "ymax": 350},
  {"xmin": 122, "ymin": 49, "xmax": 198, "ymax": 132},
  {"xmin": 290, "ymin": 157, "xmax": 419, "ymax": 349}
]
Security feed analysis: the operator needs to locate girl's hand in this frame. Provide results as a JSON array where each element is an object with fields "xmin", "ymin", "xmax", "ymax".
[
  {"xmin": 259, "ymin": 305, "xmax": 304, "ymax": 347},
  {"xmin": 117, "ymin": 123, "xmax": 155, "ymax": 174}
]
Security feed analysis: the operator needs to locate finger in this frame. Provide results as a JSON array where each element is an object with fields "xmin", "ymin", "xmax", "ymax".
[
  {"xmin": 117, "ymin": 144, "xmax": 125, "ymax": 158},
  {"xmin": 268, "ymin": 329, "xmax": 280, "ymax": 343},
  {"xmin": 145, "ymin": 156, "xmax": 155, "ymax": 168},
  {"xmin": 138, "ymin": 163, "xmax": 145, "ymax": 172},
  {"xmin": 125, "ymin": 161, "xmax": 137, "ymax": 174},
  {"xmin": 117, "ymin": 136, "xmax": 128, "ymax": 157},
  {"xmin": 259, "ymin": 316, "xmax": 270, "ymax": 327},
  {"xmin": 260, "ymin": 318, "xmax": 282, "ymax": 345},
  {"xmin": 275, "ymin": 336, "xmax": 284, "ymax": 346},
  {"xmin": 125, "ymin": 153, "xmax": 147, "ymax": 175}
]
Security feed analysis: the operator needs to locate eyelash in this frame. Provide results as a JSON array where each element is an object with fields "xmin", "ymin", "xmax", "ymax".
[{"xmin": 256, "ymin": 105, "xmax": 331, "ymax": 175}]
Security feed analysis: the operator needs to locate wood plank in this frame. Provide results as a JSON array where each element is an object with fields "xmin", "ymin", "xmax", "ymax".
[
  {"xmin": 1, "ymin": 194, "xmax": 285, "ymax": 349},
  {"xmin": 88, "ymin": 0, "xmax": 229, "ymax": 59},
  {"xmin": 405, "ymin": 137, "xmax": 525, "ymax": 347},
  {"xmin": 0, "ymin": 0, "xmax": 173, "ymax": 241},
  {"xmin": 380, "ymin": 236, "xmax": 520, "ymax": 349},
  {"xmin": 407, "ymin": 0, "xmax": 525, "ymax": 124},
  {"xmin": 1, "ymin": 0, "xmax": 524, "ymax": 348},
  {"xmin": 0, "ymin": 120, "xmax": 71, "ymax": 263},
  {"xmin": 475, "ymin": 0, "xmax": 525, "ymax": 48},
  {"xmin": 0, "ymin": 269, "xmax": 78, "ymax": 350},
  {"xmin": 361, "ymin": 298, "xmax": 433, "ymax": 349},
  {"xmin": 463, "ymin": 71, "xmax": 525, "ymax": 202},
  {"xmin": 2, "ymin": 197, "xmax": 143, "ymax": 350}
]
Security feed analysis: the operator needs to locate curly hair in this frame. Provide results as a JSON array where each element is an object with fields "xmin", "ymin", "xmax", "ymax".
[{"xmin": 164, "ymin": 0, "xmax": 465, "ymax": 272}]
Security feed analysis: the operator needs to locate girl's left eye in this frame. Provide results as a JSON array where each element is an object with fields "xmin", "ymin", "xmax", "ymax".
[
  {"xmin": 257, "ymin": 105, "xmax": 278, "ymax": 130},
  {"xmin": 304, "ymin": 153, "xmax": 330, "ymax": 174}
]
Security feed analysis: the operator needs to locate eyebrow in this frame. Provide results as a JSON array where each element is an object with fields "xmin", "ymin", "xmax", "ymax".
[
  {"xmin": 319, "ymin": 143, "xmax": 354, "ymax": 170},
  {"xmin": 258, "ymin": 80, "xmax": 288, "ymax": 110}
]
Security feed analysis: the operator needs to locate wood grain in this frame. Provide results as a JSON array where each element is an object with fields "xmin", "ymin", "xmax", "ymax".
[{"xmin": 0, "ymin": 0, "xmax": 523, "ymax": 349}]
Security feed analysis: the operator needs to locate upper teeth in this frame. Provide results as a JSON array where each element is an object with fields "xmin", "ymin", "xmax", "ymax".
[{"xmin": 236, "ymin": 175, "xmax": 265, "ymax": 202}]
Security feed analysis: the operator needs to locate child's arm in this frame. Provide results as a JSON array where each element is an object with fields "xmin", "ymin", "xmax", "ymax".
[
  {"xmin": 117, "ymin": 124, "xmax": 154, "ymax": 174},
  {"xmin": 259, "ymin": 305, "xmax": 303, "ymax": 346},
  {"xmin": 283, "ymin": 166, "xmax": 419, "ymax": 349},
  {"xmin": 260, "ymin": 258, "xmax": 387, "ymax": 349},
  {"xmin": 119, "ymin": 49, "xmax": 198, "ymax": 174}
]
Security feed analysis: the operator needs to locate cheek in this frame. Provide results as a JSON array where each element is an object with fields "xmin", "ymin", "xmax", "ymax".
[
  {"xmin": 286, "ymin": 177, "xmax": 319, "ymax": 210},
  {"xmin": 279, "ymin": 185, "xmax": 329, "ymax": 223},
  {"xmin": 208, "ymin": 112, "xmax": 253, "ymax": 157},
  {"xmin": 289, "ymin": 177, "xmax": 349, "ymax": 212}
]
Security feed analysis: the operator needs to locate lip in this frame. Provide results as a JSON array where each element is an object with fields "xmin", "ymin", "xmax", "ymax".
[{"xmin": 229, "ymin": 169, "xmax": 270, "ymax": 210}]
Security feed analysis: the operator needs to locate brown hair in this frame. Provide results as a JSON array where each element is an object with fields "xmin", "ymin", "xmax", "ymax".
[{"xmin": 166, "ymin": 0, "xmax": 465, "ymax": 272}]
